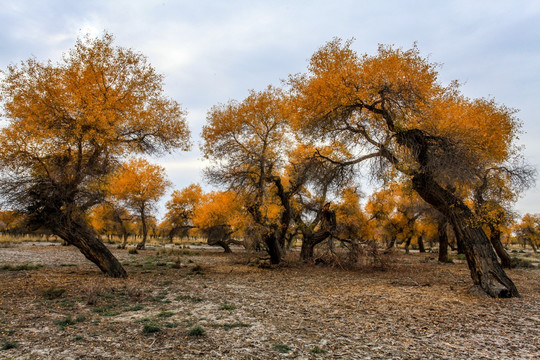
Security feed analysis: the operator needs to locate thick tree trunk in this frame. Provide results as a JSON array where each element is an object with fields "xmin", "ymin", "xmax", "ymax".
[
  {"xmin": 53, "ymin": 217, "xmax": 127, "ymax": 278},
  {"xmin": 300, "ymin": 236, "xmax": 315, "ymax": 260},
  {"xmin": 385, "ymin": 238, "xmax": 396, "ymax": 252},
  {"xmin": 404, "ymin": 237, "xmax": 412, "ymax": 254},
  {"xmin": 417, "ymin": 235, "xmax": 426, "ymax": 253},
  {"xmin": 412, "ymin": 173, "xmax": 519, "ymax": 298},
  {"xmin": 299, "ymin": 206, "xmax": 336, "ymax": 261},
  {"xmin": 438, "ymin": 221, "xmax": 449, "ymax": 263},
  {"xmin": 265, "ymin": 234, "xmax": 283, "ymax": 264},
  {"xmin": 488, "ymin": 227, "xmax": 512, "ymax": 268}
]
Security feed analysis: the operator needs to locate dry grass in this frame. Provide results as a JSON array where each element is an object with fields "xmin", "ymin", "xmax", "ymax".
[{"xmin": 0, "ymin": 243, "xmax": 539, "ymax": 359}]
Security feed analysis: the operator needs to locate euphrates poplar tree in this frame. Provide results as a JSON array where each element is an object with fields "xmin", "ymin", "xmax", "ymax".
[{"xmin": 0, "ymin": 33, "xmax": 190, "ymax": 277}]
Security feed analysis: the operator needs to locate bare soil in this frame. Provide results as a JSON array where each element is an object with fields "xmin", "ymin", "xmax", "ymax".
[{"xmin": 0, "ymin": 243, "xmax": 539, "ymax": 359}]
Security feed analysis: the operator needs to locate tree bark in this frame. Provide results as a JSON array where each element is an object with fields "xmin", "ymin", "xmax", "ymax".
[
  {"xmin": 488, "ymin": 226, "xmax": 512, "ymax": 268},
  {"xmin": 417, "ymin": 235, "xmax": 425, "ymax": 253},
  {"xmin": 299, "ymin": 205, "xmax": 336, "ymax": 261},
  {"xmin": 265, "ymin": 234, "xmax": 283, "ymax": 264},
  {"xmin": 53, "ymin": 217, "xmax": 127, "ymax": 278},
  {"xmin": 404, "ymin": 237, "xmax": 412, "ymax": 254},
  {"xmin": 412, "ymin": 173, "xmax": 519, "ymax": 298},
  {"xmin": 438, "ymin": 220, "xmax": 449, "ymax": 263}
]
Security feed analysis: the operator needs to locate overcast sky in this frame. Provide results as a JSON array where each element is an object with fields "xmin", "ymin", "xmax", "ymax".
[{"xmin": 1, "ymin": 0, "xmax": 539, "ymax": 217}]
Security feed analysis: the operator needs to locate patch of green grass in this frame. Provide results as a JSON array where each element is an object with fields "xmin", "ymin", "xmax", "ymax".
[
  {"xmin": 54, "ymin": 314, "xmax": 86, "ymax": 330},
  {"xmin": 54, "ymin": 316, "xmax": 76, "ymax": 328},
  {"xmin": 158, "ymin": 310, "xmax": 174, "ymax": 318},
  {"xmin": 310, "ymin": 346, "xmax": 326, "ymax": 354},
  {"xmin": 127, "ymin": 304, "xmax": 144, "ymax": 311},
  {"xmin": 73, "ymin": 335, "xmax": 84, "ymax": 341},
  {"xmin": 42, "ymin": 286, "xmax": 66, "ymax": 300},
  {"xmin": 1, "ymin": 341, "xmax": 18, "ymax": 350},
  {"xmin": 220, "ymin": 304, "xmax": 237, "ymax": 311},
  {"xmin": 92, "ymin": 305, "xmax": 120, "ymax": 316},
  {"xmin": 161, "ymin": 280, "xmax": 173, "ymax": 286},
  {"xmin": 164, "ymin": 322, "xmax": 179, "ymax": 328},
  {"xmin": 135, "ymin": 317, "xmax": 151, "ymax": 323},
  {"xmin": 142, "ymin": 323, "xmax": 161, "ymax": 334},
  {"xmin": 273, "ymin": 344, "xmax": 291, "ymax": 354},
  {"xmin": 455, "ymin": 253, "xmax": 467, "ymax": 261},
  {"xmin": 222, "ymin": 322, "xmax": 251, "ymax": 330},
  {"xmin": 0, "ymin": 263, "xmax": 43, "ymax": 271},
  {"xmin": 187, "ymin": 326, "xmax": 205, "ymax": 337}
]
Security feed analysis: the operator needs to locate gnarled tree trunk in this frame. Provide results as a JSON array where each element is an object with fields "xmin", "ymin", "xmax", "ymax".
[
  {"xmin": 412, "ymin": 173, "xmax": 519, "ymax": 298},
  {"xmin": 299, "ymin": 205, "xmax": 336, "ymax": 261},
  {"xmin": 53, "ymin": 216, "xmax": 127, "ymax": 278}
]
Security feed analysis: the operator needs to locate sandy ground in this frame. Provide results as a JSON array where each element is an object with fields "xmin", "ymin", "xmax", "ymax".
[{"xmin": 0, "ymin": 242, "xmax": 539, "ymax": 359}]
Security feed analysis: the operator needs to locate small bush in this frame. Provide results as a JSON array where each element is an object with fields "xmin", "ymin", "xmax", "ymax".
[
  {"xmin": 142, "ymin": 323, "xmax": 161, "ymax": 334},
  {"xmin": 189, "ymin": 264, "xmax": 203, "ymax": 274},
  {"xmin": 187, "ymin": 326, "xmax": 206, "ymax": 337},
  {"xmin": 128, "ymin": 248, "xmax": 138, "ymax": 255},
  {"xmin": 220, "ymin": 304, "xmax": 237, "ymax": 311},
  {"xmin": 73, "ymin": 335, "xmax": 83, "ymax": 341},
  {"xmin": 42, "ymin": 286, "xmax": 66, "ymax": 300},
  {"xmin": 1, "ymin": 341, "xmax": 18, "ymax": 350},
  {"xmin": 511, "ymin": 257, "xmax": 534, "ymax": 268}
]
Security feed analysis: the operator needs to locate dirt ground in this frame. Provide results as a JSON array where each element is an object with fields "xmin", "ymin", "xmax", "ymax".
[{"xmin": 0, "ymin": 242, "xmax": 539, "ymax": 359}]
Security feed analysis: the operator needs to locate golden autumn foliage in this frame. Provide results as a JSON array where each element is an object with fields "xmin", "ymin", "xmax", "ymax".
[
  {"xmin": 108, "ymin": 158, "xmax": 170, "ymax": 215},
  {"xmin": 192, "ymin": 191, "xmax": 244, "ymax": 233},
  {"xmin": 289, "ymin": 39, "xmax": 520, "ymax": 185}
]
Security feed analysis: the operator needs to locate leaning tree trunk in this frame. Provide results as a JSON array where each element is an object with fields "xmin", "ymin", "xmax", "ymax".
[
  {"xmin": 53, "ymin": 216, "xmax": 127, "ymax": 278},
  {"xmin": 412, "ymin": 173, "xmax": 519, "ymax": 298}
]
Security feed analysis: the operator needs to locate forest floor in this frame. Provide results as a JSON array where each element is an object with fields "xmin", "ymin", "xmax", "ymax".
[{"xmin": 0, "ymin": 241, "xmax": 539, "ymax": 359}]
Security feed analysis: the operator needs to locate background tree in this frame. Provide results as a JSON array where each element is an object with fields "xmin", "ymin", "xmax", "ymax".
[
  {"xmin": 0, "ymin": 33, "xmax": 190, "ymax": 277},
  {"xmin": 192, "ymin": 190, "xmax": 246, "ymax": 252},
  {"xmin": 289, "ymin": 39, "xmax": 532, "ymax": 297},
  {"xmin": 163, "ymin": 184, "xmax": 203, "ymax": 242},
  {"xmin": 515, "ymin": 213, "xmax": 539, "ymax": 252},
  {"xmin": 88, "ymin": 203, "xmax": 134, "ymax": 248},
  {"xmin": 108, "ymin": 158, "xmax": 170, "ymax": 250}
]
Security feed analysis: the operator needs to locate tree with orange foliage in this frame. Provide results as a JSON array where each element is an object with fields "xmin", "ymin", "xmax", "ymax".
[
  {"xmin": 202, "ymin": 86, "xmax": 294, "ymax": 263},
  {"xmin": 192, "ymin": 190, "xmax": 246, "ymax": 252},
  {"xmin": 0, "ymin": 33, "xmax": 190, "ymax": 276},
  {"xmin": 108, "ymin": 158, "xmax": 170, "ymax": 250},
  {"xmin": 163, "ymin": 184, "xmax": 203, "ymax": 242},
  {"xmin": 515, "ymin": 213, "xmax": 539, "ymax": 252},
  {"xmin": 290, "ymin": 39, "xmax": 531, "ymax": 297},
  {"xmin": 88, "ymin": 203, "xmax": 134, "ymax": 248}
]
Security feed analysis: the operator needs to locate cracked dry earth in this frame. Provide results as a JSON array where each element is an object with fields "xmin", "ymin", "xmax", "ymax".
[{"xmin": 0, "ymin": 243, "xmax": 539, "ymax": 359}]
